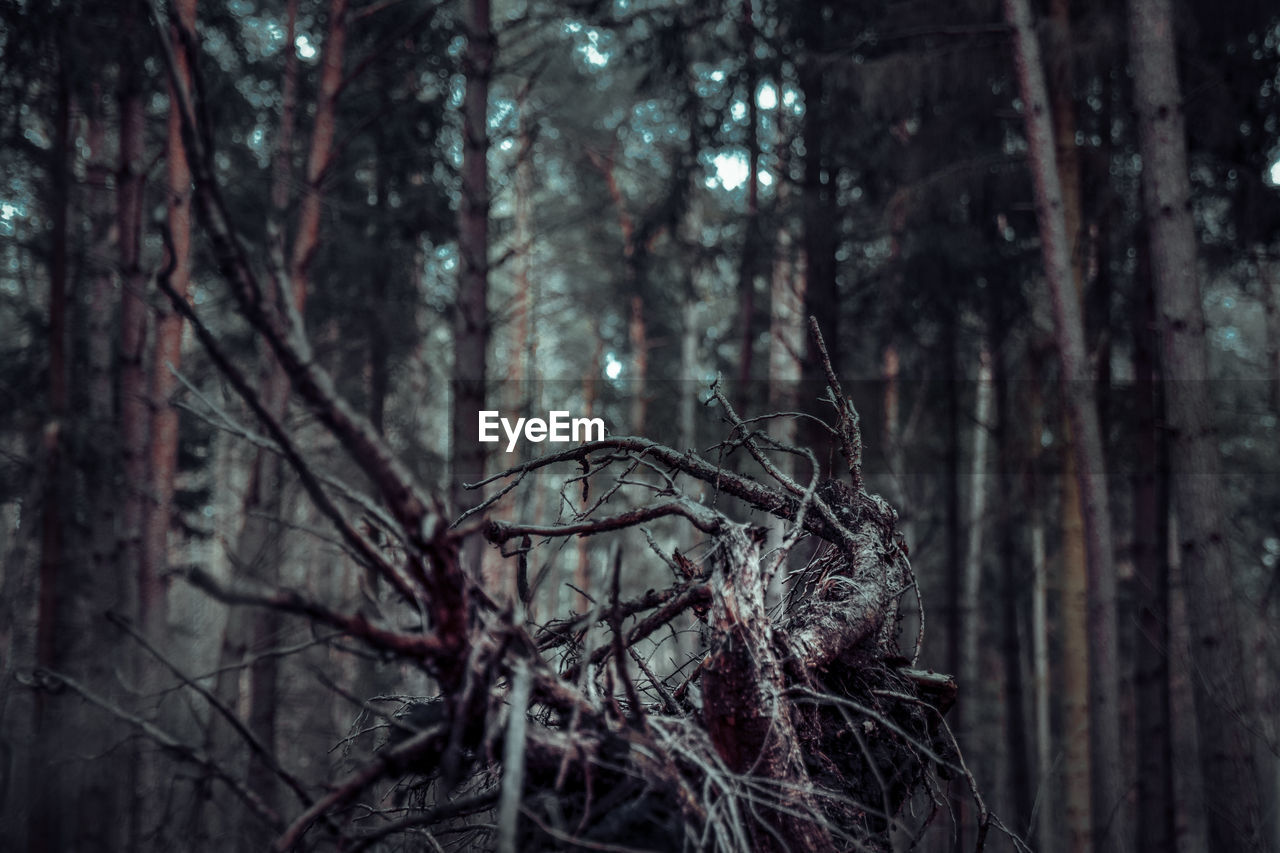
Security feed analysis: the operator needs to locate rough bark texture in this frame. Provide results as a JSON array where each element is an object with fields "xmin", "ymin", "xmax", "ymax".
[
  {"xmin": 1003, "ymin": 0, "xmax": 1128, "ymax": 849},
  {"xmin": 702, "ymin": 525, "xmax": 836, "ymax": 853},
  {"xmin": 1129, "ymin": 0, "xmax": 1266, "ymax": 846}
]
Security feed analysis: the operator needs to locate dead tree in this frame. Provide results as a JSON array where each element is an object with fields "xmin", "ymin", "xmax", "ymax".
[{"xmin": 24, "ymin": 6, "xmax": 1024, "ymax": 851}]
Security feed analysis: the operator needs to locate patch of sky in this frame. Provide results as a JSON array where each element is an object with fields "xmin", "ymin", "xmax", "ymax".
[
  {"xmin": 706, "ymin": 150, "xmax": 749, "ymax": 191},
  {"xmin": 757, "ymin": 83, "xmax": 778, "ymax": 110},
  {"xmin": 0, "ymin": 200, "xmax": 23, "ymax": 237},
  {"xmin": 564, "ymin": 20, "xmax": 611, "ymax": 69},
  {"xmin": 239, "ymin": 15, "xmax": 287, "ymax": 59},
  {"xmin": 605, "ymin": 352, "xmax": 623, "ymax": 380},
  {"xmin": 296, "ymin": 33, "xmax": 317, "ymax": 60}
]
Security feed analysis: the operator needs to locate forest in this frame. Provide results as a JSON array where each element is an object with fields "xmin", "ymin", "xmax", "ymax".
[{"xmin": 1, "ymin": 0, "xmax": 1278, "ymax": 850}]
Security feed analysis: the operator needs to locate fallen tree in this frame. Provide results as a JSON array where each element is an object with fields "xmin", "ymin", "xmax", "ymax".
[
  {"xmin": 159, "ymin": 346, "xmax": 980, "ymax": 852},
  {"xmin": 25, "ymin": 7, "xmax": 1017, "ymax": 849}
]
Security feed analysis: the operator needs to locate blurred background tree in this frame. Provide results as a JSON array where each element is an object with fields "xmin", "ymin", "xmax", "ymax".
[{"xmin": 1, "ymin": 0, "xmax": 1278, "ymax": 850}]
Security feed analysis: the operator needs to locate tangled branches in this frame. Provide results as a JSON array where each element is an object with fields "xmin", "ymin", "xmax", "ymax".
[{"xmin": 59, "ymin": 11, "xmax": 1008, "ymax": 848}]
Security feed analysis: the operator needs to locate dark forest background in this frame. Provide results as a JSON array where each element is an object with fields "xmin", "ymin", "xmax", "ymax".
[{"xmin": 1, "ymin": 0, "xmax": 1279, "ymax": 850}]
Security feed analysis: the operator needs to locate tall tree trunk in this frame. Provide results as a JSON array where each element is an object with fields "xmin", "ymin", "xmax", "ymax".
[
  {"xmin": 995, "ymin": 334, "xmax": 1033, "ymax": 836},
  {"xmin": 30, "ymin": 31, "xmax": 72, "ymax": 853},
  {"xmin": 35, "ymin": 15, "xmax": 72, "ymax": 692},
  {"xmin": 79, "ymin": 89, "xmax": 133, "ymax": 853},
  {"xmin": 1129, "ymin": 0, "xmax": 1265, "ymax": 845},
  {"xmin": 797, "ymin": 1, "xmax": 839, "ymax": 465},
  {"xmin": 1258, "ymin": 252, "xmax": 1280, "ymax": 414},
  {"xmin": 1025, "ymin": 345, "xmax": 1056, "ymax": 853},
  {"xmin": 86, "ymin": 96, "xmax": 118, "ymax": 585},
  {"xmin": 291, "ymin": 0, "xmax": 347, "ymax": 305},
  {"xmin": 767, "ymin": 178, "xmax": 804, "ymax": 610},
  {"xmin": 511, "ymin": 89, "xmax": 535, "ymax": 395},
  {"xmin": 116, "ymin": 5, "xmax": 150, "ymax": 850},
  {"xmin": 142, "ymin": 0, "xmax": 199, "ymax": 634},
  {"xmin": 1165, "ymin": 514, "xmax": 1210, "ymax": 852},
  {"xmin": 1132, "ymin": 227, "xmax": 1174, "ymax": 853},
  {"xmin": 452, "ymin": 0, "xmax": 493, "ymax": 581},
  {"xmin": 628, "ymin": 294, "xmax": 648, "ymax": 436},
  {"xmin": 1045, "ymin": 3, "xmax": 1095, "ymax": 850},
  {"xmin": 574, "ymin": 329, "xmax": 605, "ymax": 612},
  {"xmin": 959, "ymin": 339, "xmax": 993, "ymax": 755},
  {"xmin": 1060, "ymin": 437, "xmax": 1093, "ymax": 853},
  {"xmin": 210, "ymin": 0, "xmax": 308, "ymax": 826},
  {"xmin": 678, "ymin": 292, "xmax": 699, "ymax": 452},
  {"xmin": 734, "ymin": 0, "xmax": 761, "ymax": 412},
  {"xmin": 1003, "ymin": 1, "xmax": 1128, "ymax": 850},
  {"xmin": 118, "ymin": 0, "xmax": 149, "ymax": 629}
]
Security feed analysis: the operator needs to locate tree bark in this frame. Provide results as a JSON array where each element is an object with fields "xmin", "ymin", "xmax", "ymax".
[
  {"xmin": 141, "ymin": 0, "xmax": 199, "ymax": 634},
  {"xmin": 798, "ymin": 1, "xmax": 840, "ymax": 465},
  {"xmin": 211, "ymin": 0, "xmax": 304, "ymax": 824},
  {"xmin": 291, "ymin": 0, "xmax": 348, "ymax": 306},
  {"xmin": 451, "ymin": 0, "xmax": 493, "ymax": 581},
  {"xmin": 995, "ymin": 333, "xmax": 1033, "ymax": 836},
  {"xmin": 1045, "ymin": 3, "xmax": 1095, "ymax": 850},
  {"xmin": 1003, "ymin": 0, "xmax": 1128, "ymax": 849},
  {"xmin": 118, "ymin": 0, "xmax": 149, "ymax": 628},
  {"xmin": 1026, "ymin": 346, "xmax": 1056, "ymax": 853},
  {"xmin": 1132, "ymin": 228, "xmax": 1175, "ymax": 853},
  {"xmin": 702, "ymin": 524, "xmax": 837, "ymax": 853},
  {"xmin": 1259, "ymin": 252, "xmax": 1280, "ymax": 414},
  {"xmin": 734, "ymin": 0, "xmax": 761, "ymax": 412},
  {"xmin": 627, "ymin": 294, "xmax": 648, "ymax": 436},
  {"xmin": 959, "ymin": 340, "xmax": 993, "ymax": 761},
  {"xmin": 1129, "ymin": 0, "xmax": 1266, "ymax": 846},
  {"xmin": 30, "ymin": 30, "xmax": 72, "ymax": 853},
  {"xmin": 1166, "ymin": 514, "xmax": 1210, "ymax": 852}
]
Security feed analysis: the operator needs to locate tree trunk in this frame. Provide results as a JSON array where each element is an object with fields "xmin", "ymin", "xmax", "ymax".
[
  {"xmin": 1259, "ymin": 252, "xmax": 1280, "ymax": 414},
  {"xmin": 628, "ymin": 294, "xmax": 648, "ymax": 436},
  {"xmin": 116, "ymin": 5, "xmax": 150, "ymax": 850},
  {"xmin": 734, "ymin": 0, "xmax": 761, "ymax": 413},
  {"xmin": 210, "ymin": 0, "xmax": 305, "ymax": 826},
  {"xmin": 142, "ymin": 0, "xmax": 199, "ymax": 634},
  {"xmin": 291, "ymin": 0, "xmax": 347, "ymax": 304},
  {"xmin": 1165, "ymin": 513, "xmax": 1209, "ymax": 852},
  {"xmin": 995, "ymin": 335, "xmax": 1033, "ymax": 836},
  {"xmin": 1045, "ymin": 4, "xmax": 1098, "ymax": 851},
  {"xmin": 30, "ymin": 34, "xmax": 72, "ymax": 853},
  {"xmin": 86, "ymin": 97, "xmax": 118, "ymax": 586},
  {"xmin": 798, "ymin": 1, "xmax": 840, "ymax": 465},
  {"xmin": 678, "ymin": 292, "xmax": 699, "ymax": 452},
  {"xmin": 1129, "ymin": 0, "xmax": 1265, "ymax": 845},
  {"xmin": 959, "ymin": 339, "xmax": 993, "ymax": 767},
  {"xmin": 1132, "ymin": 229, "xmax": 1175, "ymax": 853},
  {"xmin": 1003, "ymin": 1, "xmax": 1128, "ymax": 849},
  {"xmin": 451, "ymin": 0, "xmax": 493, "ymax": 581},
  {"xmin": 1026, "ymin": 347, "xmax": 1056, "ymax": 853},
  {"xmin": 118, "ymin": 0, "xmax": 149, "ymax": 629}
]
